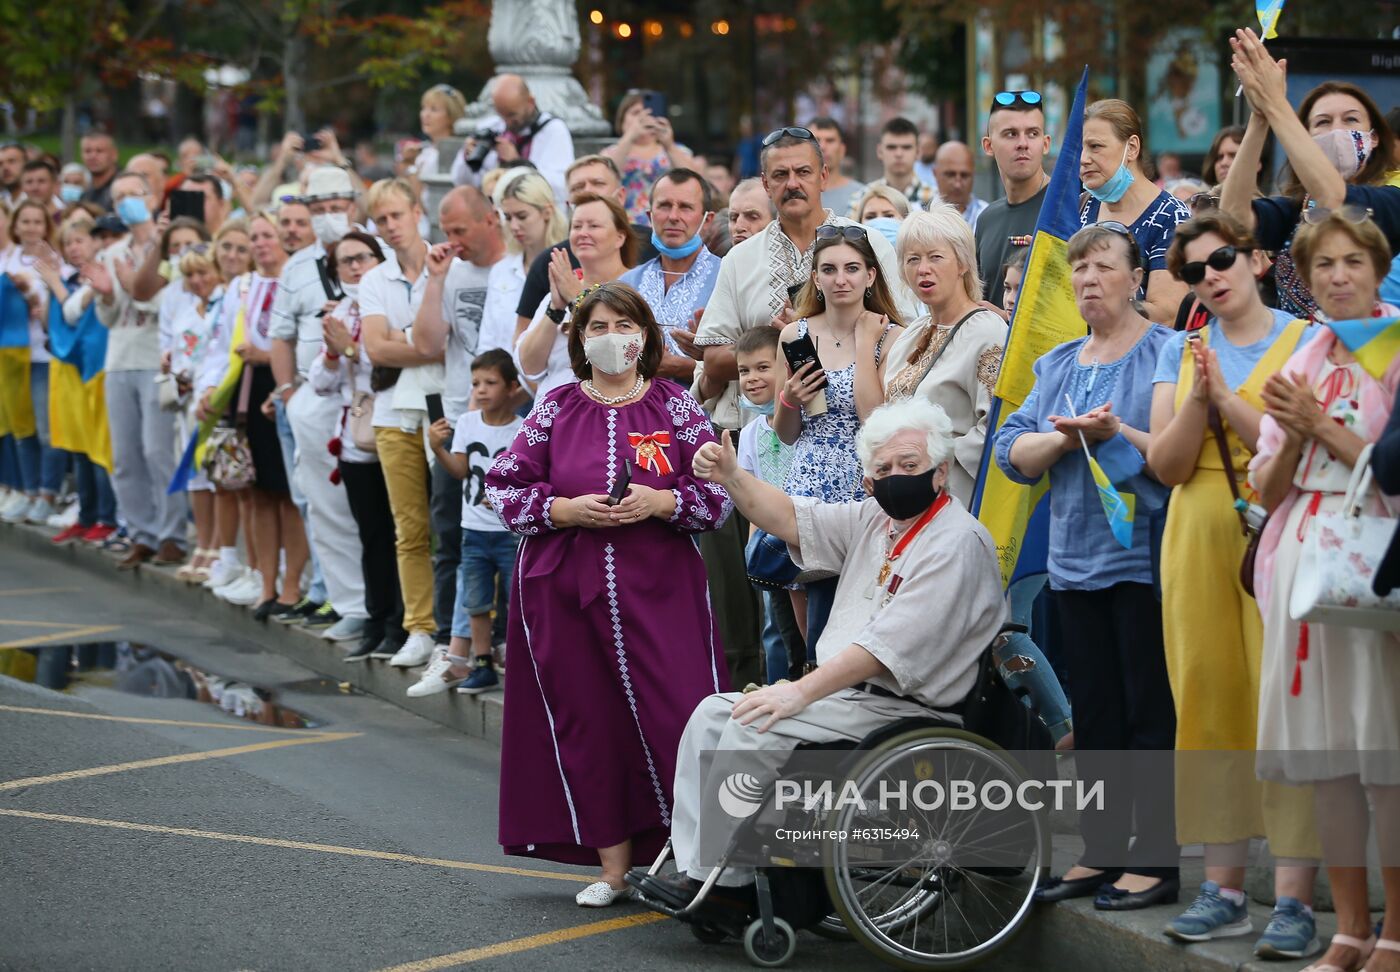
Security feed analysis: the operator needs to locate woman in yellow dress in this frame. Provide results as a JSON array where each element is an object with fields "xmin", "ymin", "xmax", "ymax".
[{"xmin": 1148, "ymin": 210, "xmax": 1319, "ymax": 954}]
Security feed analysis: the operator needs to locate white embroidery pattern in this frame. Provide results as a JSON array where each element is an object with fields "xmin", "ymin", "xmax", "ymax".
[
  {"xmin": 668, "ymin": 488, "xmax": 684, "ymax": 524},
  {"xmin": 763, "ymin": 210, "xmax": 838, "ymax": 317},
  {"xmin": 490, "ymin": 452, "xmax": 521, "ymax": 476},
  {"xmin": 533, "ymin": 398, "xmax": 562, "ymax": 428},
  {"xmin": 606, "ymin": 409, "xmax": 619, "ymax": 492},
  {"xmin": 523, "ymin": 425, "xmax": 550, "ymax": 447},
  {"xmin": 674, "ymin": 420, "xmax": 705, "ymax": 446},
  {"xmin": 603, "ymin": 542, "xmax": 670, "ymax": 825},
  {"xmin": 635, "ymin": 253, "xmax": 720, "ymax": 355}
]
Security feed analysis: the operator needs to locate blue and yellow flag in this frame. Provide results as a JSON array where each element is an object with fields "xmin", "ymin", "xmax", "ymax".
[
  {"xmin": 0, "ymin": 274, "xmax": 36, "ymax": 440},
  {"xmin": 971, "ymin": 67, "xmax": 1093, "ymax": 587},
  {"xmin": 1256, "ymin": 0, "xmax": 1286, "ymax": 38},
  {"xmin": 1325, "ymin": 317, "xmax": 1400, "ymax": 380},
  {"xmin": 46, "ymin": 295, "xmax": 113, "ymax": 471},
  {"xmin": 168, "ymin": 303, "xmax": 246, "ymax": 494},
  {"xmin": 1088, "ymin": 455, "xmax": 1136, "ymax": 548}
]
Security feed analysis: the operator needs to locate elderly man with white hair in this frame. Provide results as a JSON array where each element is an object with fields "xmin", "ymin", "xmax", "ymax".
[{"xmin": 629, "ymin": 397, "xmax": 1006, "ymax": 906}]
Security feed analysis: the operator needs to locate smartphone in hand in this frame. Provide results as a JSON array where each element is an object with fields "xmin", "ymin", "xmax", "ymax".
[
  {"xmin": 425, "ymin": 393, "xmax": 445, "ymax": 426},
  {"xmin": 607, "ymin": 459, "xmax": 633, "ymax": 506}
]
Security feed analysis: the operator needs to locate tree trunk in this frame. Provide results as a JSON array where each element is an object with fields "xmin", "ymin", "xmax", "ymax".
[
  {"xmin": 282, "ymin": 34, "xmax": 307, "ymax": 134},
  {"xmin": 61, "ymin": 93, "xmax": 78, "ymax": 162}
]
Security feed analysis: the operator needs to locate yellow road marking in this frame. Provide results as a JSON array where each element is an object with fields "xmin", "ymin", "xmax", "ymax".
[
  {"xmin": 0, "ymin": 808, "xmax": 593, "ymax": 884},
  {"xmin": 0, "ymin": 619, "xmax": 97, "ymax": 628},
  {"xmin": 0, "ymin": 703, "xmax": 316, "ymax": 734},
  {"xmin": 0, "ymin": 587, "xmax": 80, "ymax": 597},
  {"xmin": 0, "ymin": 732, "xmax": 358, "ymax": 791},
  {"xmin": 372, "ymin": 913, "xmax": 668, "ymax": 971},
  {"xmin": 0, "ymin": 624, "xmax": 121, "ymax": 648}
]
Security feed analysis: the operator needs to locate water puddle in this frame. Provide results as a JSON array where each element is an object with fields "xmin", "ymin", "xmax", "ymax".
[{"xmin": 0, "ymin": 642, "xmax": 352, "ymax": 729}]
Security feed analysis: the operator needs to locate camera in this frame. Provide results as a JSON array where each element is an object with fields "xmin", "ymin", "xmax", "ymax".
[
  {"xmin": 462, "ymin": 128, "xmax": 500, "ymax": 173},
  {"xmin": 303, "ymin": 132, "xmax": 324, "ymax": 152}
]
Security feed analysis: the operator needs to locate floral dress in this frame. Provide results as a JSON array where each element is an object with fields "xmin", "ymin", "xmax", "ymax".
[
  {"xmin": 783, "ymin": 318, "xmax": 890, "ymax": 502},
  {"xmin": 619, "ymin": 151, "xmax": 671, "ymax": 226}
]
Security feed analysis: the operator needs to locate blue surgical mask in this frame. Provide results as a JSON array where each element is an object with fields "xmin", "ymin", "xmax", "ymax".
[
  {"xmin": 1085, "ymin": 144, "xmax": 1134, "ymax": 204},
  {"xmin": 864, "ymin": 217, "xmax": 901, "ymax": 249},
  {"xmin": 59, "ymin": 184, "xmax": 84, "ymax": 204},
  {"xmin": 739, "ymin": 392, "xmax": 775, "ymax": 416},
  {"xmin": 650, "ymin": 229, "xmax": 705, "ymax": 260},
  {"xmin": 115, "ymin": 196, "xmax": 151, "ymax": 226}
]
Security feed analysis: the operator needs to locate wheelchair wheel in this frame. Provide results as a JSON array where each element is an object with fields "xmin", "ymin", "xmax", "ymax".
[
  {"xmin": 823, "ymin": 728, "xmax": 1046, "ymax": 970},
  {"xmin": 743, "ymin": 916, "xmax": 797, "ymax": 968}
]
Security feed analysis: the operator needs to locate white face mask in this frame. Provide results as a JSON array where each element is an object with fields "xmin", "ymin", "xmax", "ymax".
[
  {"xmin": 312, "ymin": 211, "xmax": 350, "ymax": 245},
  {"xmin": 583, "ymin": 331, "xmax": 644, "ymax": 376}
]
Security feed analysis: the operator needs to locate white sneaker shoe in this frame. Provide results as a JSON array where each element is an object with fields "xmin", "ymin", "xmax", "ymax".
[
  {"xmin": 24, "ymin": 497, "xmax": 55, "ymax": 525},
  {"xmin": 220, "ymin": 570, "xmax": 265, "ymax": 606},
  {"xmin": 406, "ymin": 650, "xmax": 468, "ymax": 697},
  {"xmin": 46, "ymin": 501, "xmax": 78, "ymax": 529},
  {"xmin": 1, "ymin": 494, "xmax": 33, "ymax": 522},
  {"xmin": 389, "ymin": 631, "xmax": 437, "ymax": 668},
  {"xmin": 212, "ymin": 566, "xmax": 251, "ymax": 598},
  {"xmin": 204, "ymin": 559, "xmax": 244, "ymax": 590}
]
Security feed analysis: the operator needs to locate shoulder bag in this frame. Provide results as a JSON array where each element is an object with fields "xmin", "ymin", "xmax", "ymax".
[
  {"xmin": 1290, "ymin": 443, "xmax": 1400, "ymax": 630},
  {"xmin": 344, "ymin": 359, "xmax": 378, "ymax": 455},
  {"xmin": 1206, "ymin": 404, "xmax": 1267, "ymax": 597},
  {"xmin": 203, "ymin": 365, "xmax": 257, "ymax": 491}
]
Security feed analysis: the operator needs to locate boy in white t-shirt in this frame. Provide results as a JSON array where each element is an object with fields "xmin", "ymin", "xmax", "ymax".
[
  {"xmin": 412, "ymin": 349, "xmax": 523, "ymax": 697},
  {"xmin": 732, "ymin": 327, "xmax": 803, "ymax": 685}
]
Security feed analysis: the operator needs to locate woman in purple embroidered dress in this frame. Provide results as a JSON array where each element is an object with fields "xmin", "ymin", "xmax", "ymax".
[{"xmin": 486, "ymin": 282, "xmax": 732, "ymax": 908}]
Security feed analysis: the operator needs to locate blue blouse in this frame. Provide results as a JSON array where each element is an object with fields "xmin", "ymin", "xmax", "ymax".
[{"xmin": 994, "ymin": 324, "xmax": 1175, "ymax": 591}]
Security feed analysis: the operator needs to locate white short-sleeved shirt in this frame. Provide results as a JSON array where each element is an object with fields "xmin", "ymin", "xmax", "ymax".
[
  {"xmin": 440, "ymin": 257, "xmax": 496, "ymax": 421},
  {"xmin": 357, "ymin": 245, "xmax": 430, "ymax": 429},
  {"xmin": 451, "ymin": 410, "xmax": 523, "ymax": 531},
  {"xmin": 481, "ymin": 255, "xmax": 528, "ymax": 356}
]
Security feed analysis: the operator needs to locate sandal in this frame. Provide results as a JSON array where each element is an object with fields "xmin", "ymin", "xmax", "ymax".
[
  {"xmin": 1363, "ymin": 938, "xmax": 1400, "ymax": 972},
  {"xmin": 1305, "ymin": 933, "xmax": 1376, "ymax": 972}
]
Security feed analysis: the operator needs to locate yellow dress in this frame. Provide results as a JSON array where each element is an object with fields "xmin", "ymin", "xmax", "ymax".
[{"xmin": 1161, "ymin": 320, "xmax": 1319, "ymax": 856}]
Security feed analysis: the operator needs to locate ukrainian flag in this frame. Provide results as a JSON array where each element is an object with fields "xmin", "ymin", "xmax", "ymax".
[
  {"xmin": 970, "ymin": 67, "xmax": 1093, "ymax": 587},
  {"xmin": 1088, "ymin": 454, "xmax": 1136, "ymax": 549},
  {"xmin": 1256, "ymin": 0, "xmax": 1286, "ymax": 38},
  {"xmin": 0, "ymin": 274, "xmax": 35, "ymax": 440},
  {"xmin": 1325, "ymin": 317, "xmax": 1400, "ymax": 380},
  {"xmin": 46, "ymin": 295, "xmax": 112, "ymax": 471}
]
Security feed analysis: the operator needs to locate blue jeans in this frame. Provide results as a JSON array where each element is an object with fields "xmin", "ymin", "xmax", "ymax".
[
  {"xmin": 998, "ymin": 574, "xmax": 1073, "ymax": 743},
  {"xmin": 74, "ymin": 453, "xmax": 117, "ymax": 527},
  {"xmin": 18, "ymin": 362, "xmax": 68, "ymax": 495},
  {"xmin": 0, "ymin": 435, "xmax": 18, "ymax": 489},
  {"xmin": 762, "ymin": 589, "xmax": 788, "ymax": 684},
  {"xmin": 804, "ymin": 575, "xmax": 839, "ymax": 662},
  {"xmin": 451, "ymin": 528, "xmax": 519, "ymax": 641},
  {"xmin": 274, "ymin": 396, "xmax": 327, "ymax": 604}
]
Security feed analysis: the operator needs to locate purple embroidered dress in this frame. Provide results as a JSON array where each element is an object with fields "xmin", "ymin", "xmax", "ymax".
[{"xmin": 485, "ymin": 378, "xmax": 733, "ymax": 866}]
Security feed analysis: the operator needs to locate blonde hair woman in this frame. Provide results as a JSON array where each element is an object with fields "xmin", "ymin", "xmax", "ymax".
[
  {"xmin": 403, "ymin": 83, "xmax": 467, "ymax": 182},
  {"xmin": 854, "ymin": 183, "xmax": 911, "ymax": 223},
  {"xmin": 484, "ymin": 168, "xmax": 566, "ymax": 355},
  {"xmin": 883, "ymin": 205, "xmax": 1006, "ymax": 505}
]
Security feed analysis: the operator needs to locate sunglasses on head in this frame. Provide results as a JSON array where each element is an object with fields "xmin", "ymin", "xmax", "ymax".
[
  {"xmin": 1179, "ymin": 244, "xmax": 1252, "ymax": 285},
  {"xmin": 815, "ymin": 224, "xmax": 868, "ymax": 243},
  {"xmin": 1300, "ymin": 203, "xmax": 1375, "ymax": 226},
  {"xmin": 991, "ymin": 90, "xmax": 1043, "ymax": 112},
  {"xmin": 761, "ymin": 126, "xmax": 816, "ymax": 147},
  {"xmin": 1095, "ymin": 220, "xmax": 1145, "ymax": 269},
  {"xmin": 1188, "ymin": 192, "xmax": 1219, "ymax": 214},
  {"xmin": 178, "ymin": 243, "xmax": 211, "ymax": 256}
]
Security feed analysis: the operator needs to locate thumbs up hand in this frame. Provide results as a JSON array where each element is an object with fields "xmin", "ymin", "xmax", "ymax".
[{"xmin": 693, "ymin": 428, "xmax": 738, "ymax": 483}]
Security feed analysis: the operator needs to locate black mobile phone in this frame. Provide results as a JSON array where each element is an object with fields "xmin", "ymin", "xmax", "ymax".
[
  {"xmin": 607, "ymin": 459, "xmax": 633, "ymax": 506},
  {"xmin": 641, "ymin": 91, "xmax": 668, "ymax": 120},
  {"xmin": 304, "ymin": 132, "xmax": 324, "ymax": 152},
  {"xmin": 785, "ymin": 283, "xmax": 803, "ymax": 305},
  {"xmin": 781, "ymin": 331, "xmax": 825, "ymax": 388},
  {"xmin": 168, "ymin": 189, "xmax": 205, "ymax": 223},
  {"xmin": 425, "ymin": 393, "xmax": 444, "ymax": 426}
]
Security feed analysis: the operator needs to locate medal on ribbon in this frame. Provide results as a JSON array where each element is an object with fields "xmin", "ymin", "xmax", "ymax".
[{"xmin": 628, "ymin": 431, "xmax": 673, "ymax": 475}]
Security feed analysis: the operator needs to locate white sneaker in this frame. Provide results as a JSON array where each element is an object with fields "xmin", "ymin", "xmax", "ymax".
[
  {"xmin": 204, "ymin": 559, "xmax": 244, "ymax": 590},
  {"xmin": 24, "ymin": 497, "xmax": 55, "ymax": 525},
  {"xmin": 389, "ymin": 631, "xmax": 437, "ymax": 668},
  {"xmin": 220, "ymin": 570, "xmax": 265, "ymax": 606},
  {"xmin": 406, "ymin": 650, "xmax": 468, "ymax": 697},
  {"xmin": 212, "ymin": 566, "xmax": 251, "ymax": 597},
  {"xmin": 46, "ymin": 501, "xmax": 78, "ymax": 529},
  {"xmin": 1, "ymin": 494, "xmax": 33, "ymax": 522}
]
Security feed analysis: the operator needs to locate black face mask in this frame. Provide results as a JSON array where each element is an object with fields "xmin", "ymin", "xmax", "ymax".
[{"xmin": 870, "ymin": 468, "xmax": 940, "ymax": 520}]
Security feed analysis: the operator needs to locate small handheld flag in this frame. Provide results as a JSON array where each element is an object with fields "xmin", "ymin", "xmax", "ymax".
[
  {"xmin": 1324, "ymin": 317, "xmax": 1400, "ymax": 380},
  {"xmin": 1256, "ymin": 0, "xmax": 1285, "ymax": 39},
  {"xmin": 1065, "ymin": 395, "xmax": 1136, "ymax": 549}
]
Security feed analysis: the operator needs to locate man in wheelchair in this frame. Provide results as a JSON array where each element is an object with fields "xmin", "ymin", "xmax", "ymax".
[{"xmin": 628, "ymin": 398, "xmax": 1008, "ymax": 915}]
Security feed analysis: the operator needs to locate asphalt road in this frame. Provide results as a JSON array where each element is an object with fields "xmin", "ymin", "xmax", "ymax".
[{"xmin": 0, "ymin": 546, "xmax": 931, "ymax": 972}]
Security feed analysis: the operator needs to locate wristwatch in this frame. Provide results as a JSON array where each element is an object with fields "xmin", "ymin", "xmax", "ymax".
[
  {"xmin": 545, "ymin": 305, "xmax": 567, "ymax": 325},
  {"xmin": 343, "ymin": 342, "xmax": 358, "ymax": 359}
]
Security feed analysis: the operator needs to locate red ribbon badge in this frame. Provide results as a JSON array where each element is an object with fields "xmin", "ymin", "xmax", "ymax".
[{"xmin": 628, "ymin": 431, "xmax": 673, "ymax": 475}]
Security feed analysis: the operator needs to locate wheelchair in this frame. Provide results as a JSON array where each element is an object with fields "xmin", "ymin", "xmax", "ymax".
[{"xmin": 631, "ymin": 624, "xmax": 1053, "ymax": 969}]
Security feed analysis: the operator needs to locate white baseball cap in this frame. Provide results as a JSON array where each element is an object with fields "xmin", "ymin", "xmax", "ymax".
[{"xmin": 304, "ymin": 165, "xmax": 357, "ymax": 201}]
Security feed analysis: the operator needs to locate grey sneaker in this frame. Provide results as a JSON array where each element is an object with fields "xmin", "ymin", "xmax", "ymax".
[
  {"xmin": 321, "ymin": 616, "xmax": 367, "ymax": 642},
  {"xmin": 1165, "ymin": 881, "xmax": 1252, "ymax": 942},
  {"xmin": 1254, "ymin": 897, "xmax": 1318, "ymax": 959}
]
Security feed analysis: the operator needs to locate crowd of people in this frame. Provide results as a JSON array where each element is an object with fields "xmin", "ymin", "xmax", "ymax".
[{"xmin": 3, "ymin": 26, "xmax": 1400, "ymax": 968}]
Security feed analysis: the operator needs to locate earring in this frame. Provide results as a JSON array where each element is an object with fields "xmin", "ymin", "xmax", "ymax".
[
  {"xmin": 865, "ymin": 287, "xmax": 872, "ymax": 299},
  {"xmin": 816, "ymin": 289, "xmax": 825, "ymax": 302}
]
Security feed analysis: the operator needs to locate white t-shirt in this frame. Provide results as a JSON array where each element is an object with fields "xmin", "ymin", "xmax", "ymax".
[
  {"xmin": 357, "ymin": 245, "xmax": 430, "ymax": 429},
  {"xmin": 451, "ymin": 410, "xmax": 523, "ymax": 531},
  {"xmin": 481, "ymin": 254, "xmax": 527, "ymax": 356},
  {"xmin": 513, "ymin": 295, "xmax": 576, "ymax": 399},
  {"xmin": 440, "ymin": 257, "xmax": 495, "ymax": 421}
]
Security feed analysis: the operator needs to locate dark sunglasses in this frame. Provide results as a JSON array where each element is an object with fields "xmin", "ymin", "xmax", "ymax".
[
  {"xmin": 991, "ymin": 90, "xmax": 1043, "ymax": 112},
  {"xmin": 1300, "ymin": 203, "xmax": 1374, "ymax": 226},
  {"xmin": 761, "ymin": 126, "xmax": 816, "ymax": 147},
  {"xmin": 1179, "ymin": 245, "xmax": 1251, "ymax": 285},
  {"xmin": 815, "ymin": 224, "xmax": 868, "ymax": 243},
  {"xmin": 1188, "ymin": 192, "xmax": 1219, "ymax": 214},
  {"xmin": 277, "ymin": 194, "xmax": 304, "ymax": 205}
]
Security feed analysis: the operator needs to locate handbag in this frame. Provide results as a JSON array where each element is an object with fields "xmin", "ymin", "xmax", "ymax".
[
  {"xmin": 744, "ymin": 528, "xmax": 832, "ymax": 589},
  {"xmin": 1289, "ymin": 443, "xmax": 1400, "ymax": 630},
  {"xmin": 204, "ymin": 365, "xmax": 256, "ymax": 491},
  {"xmin": 345, "ymin": 360, "xmax": 378, "ymax": 455},
  {"xmin": 155, "ymin": 372, "xmax": 184, "ymax": 412},
  {"xmin": 1207, "ymin": 404, "xmax": 1266, "ymax": 597}
]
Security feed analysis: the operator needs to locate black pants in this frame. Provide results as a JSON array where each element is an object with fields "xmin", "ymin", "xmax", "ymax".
[
  {"xmin": 430, "ymin": 460, "xmax": 461, "ymax": 644},
  {"xmin": 340, "ymin": 460, "xmax": 404, "ymax": 644},
  {"xmin": 699, "ymin": 509, "xmax": 763, "ymax": 688},
  {"xmin": 1055, "ymin": 582, "xmax": 1179, "ymax": 879}
]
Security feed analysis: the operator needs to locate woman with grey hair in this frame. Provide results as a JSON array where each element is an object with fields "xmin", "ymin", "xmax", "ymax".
[
  {"xmin": 883, "ymin": 205, "xmax": 1008, "ymax": 505},
  {"xmin": 58, "ymin": 163, "xmax": 90, "ymax": 205}
]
